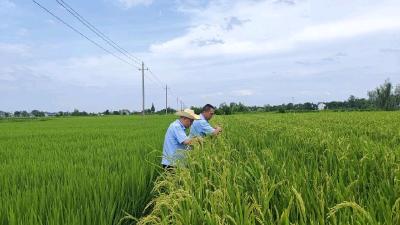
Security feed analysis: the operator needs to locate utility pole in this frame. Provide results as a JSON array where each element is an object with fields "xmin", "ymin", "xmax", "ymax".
[
  {"xmin": 139, "ymin": 62, "xmax": 148, "ymax": 116},
  {"xmin": 176, "ymin": 97, "xmax": 179, "ymax": 111},
  {"xmin": 180, "ymin": 100, "xmax": 183, "ymax": 111},
  {"xmin": 292, "ymin": 97, "xmax": 296, "ymax": 114},
  {"xmin": 165, "ymin": 85, "xmax": 169, "ymax": 115}
]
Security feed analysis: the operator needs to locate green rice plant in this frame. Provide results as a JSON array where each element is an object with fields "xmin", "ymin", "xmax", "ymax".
[
  {"xmin": 1, "ymin": 112, "xmax": 399, "ymax": 224},
  {"xmin": 0, "ymin": 116, "xmax": 171, "ymax": 225},
  {"xmin": 138, "ymin": 111, "xmax": 400, "ymax": 225},
  {"xmin": 327, "ymin": 201, "xmax": 374, "ymax": 224}
]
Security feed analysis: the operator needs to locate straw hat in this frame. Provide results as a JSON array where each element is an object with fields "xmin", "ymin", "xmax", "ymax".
[{"xmin": 175, "ymin": 108, "xmax": 200, "ymax": 120}]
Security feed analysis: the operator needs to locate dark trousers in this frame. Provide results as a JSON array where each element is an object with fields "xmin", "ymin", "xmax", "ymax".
[{"xmin": 162, "ymin": 164, "xmax": 175, "ymax": 170}]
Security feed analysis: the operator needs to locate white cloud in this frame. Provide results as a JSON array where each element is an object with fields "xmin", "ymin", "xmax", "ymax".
[
  {"xmin": 231, "ymin": 89, "xmax": 254, "ymax": 97},
  {"xmin": 200, "ymin": 91, "xmax": 223, "ymax": 101},
  {"xmin": 45, "ymin": 19, "xmax": 56, "ymax": 25},
  {"xmin": 2, "ymin": 0, "xmax": 400, "ymax": 111},
  {"xmin": 118, "ymin": 0, "xmax": 154, "ymax": 8},
  {"xmin": 150, "ymin": 0, "xmax": 400, "ymax": 58},
  {"xmin": 293, "ymin": 14, "xmax": 400, "ymax": 43},
  {"xmin": 16, "ymin": 28, "xmax": 29, "ymax": 37},
  {"xmin": 0, "ymin": 42, "xmax": 30, "ymax": 56},
  {"xmin": 31, "ymin": 54, "xmax": 135, "ymax": 87},
  {"xmin": 0, "ymin": 0, "xmax": 15, "ymax": 9},
  {"xmin": 0, "ymin": 67, "xmax": 16, "ymax": 81}
]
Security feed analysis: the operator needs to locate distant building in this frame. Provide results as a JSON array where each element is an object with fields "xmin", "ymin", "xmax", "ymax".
[
  {"xmin": 44, "ymin": 112, "xmax": 57, "ymax": 117},
  {"xmin": 0, "ymin": 111, "xmax": 6, "ymax": 118},
  {"xmin": 318, "ymin": 103, "xmax": 326, "ymax": 110},
  {"xmin": 119, "ymin": 109, "xmax": 130, "ymax": 115}
]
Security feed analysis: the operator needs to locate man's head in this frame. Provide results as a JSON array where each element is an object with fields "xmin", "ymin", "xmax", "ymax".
[
  {"xmin": 202, "ymin": 104, "xmax": 216, "ymax": 120},
  {"xmin": 175, "ymin": 108, "xmax": 200, "ymax": 128},
  {"xmin": 179, "ymin": 116, "xmax": 194, "ymax": 128}
]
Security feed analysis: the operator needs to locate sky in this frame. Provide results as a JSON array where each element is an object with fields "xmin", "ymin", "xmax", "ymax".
[{"xmin": 1, "ymin": 0, "xmax": 400, "ymax": 112}]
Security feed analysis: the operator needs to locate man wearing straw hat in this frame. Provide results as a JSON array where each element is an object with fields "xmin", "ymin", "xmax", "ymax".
[{"xmin": 161, "ymin": 108, "xmax": 202, "ymax": 169}]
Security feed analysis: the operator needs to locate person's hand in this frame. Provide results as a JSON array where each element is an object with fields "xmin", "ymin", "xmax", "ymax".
[
  {"xmin": 215, "ymin": 126, "xmax": 222, "ymax": 134},
  {"xmin": 197, "ymin": 136, "xmax": 204, "ymax": 144},
  {"xmin": 193, "ymin": 136, "xmax": 204, "ymax": 144}
]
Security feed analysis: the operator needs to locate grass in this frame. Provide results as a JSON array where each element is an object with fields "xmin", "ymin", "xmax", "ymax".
[{"xmin": 1, "ymin": 112, "xmax": 399, "ymax": 224}]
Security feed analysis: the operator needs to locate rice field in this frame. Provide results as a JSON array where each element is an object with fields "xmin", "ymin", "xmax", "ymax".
[
  {"xmin": 0, "ymin": 116, "xmax": 168, "ymax": 225},
  {"xmin": 1, "ymin": 112, "xmax": 399, "ymax": 224},
  {"xmin": 138, "ymin": 112, "xmax": 400, "ymax": 225}
]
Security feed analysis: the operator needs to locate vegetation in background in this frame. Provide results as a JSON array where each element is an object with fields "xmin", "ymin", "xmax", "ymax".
[
  {"xmin": 1, "ymin": 80, "xmax": 399, "ymax": 119},
  {"xmin": 368, "ymin": 79, "xmax": 400, "ymax": 111},
  {"xmin": 191, "ymin": 80, "xmax": 400, "ymax": 115}
]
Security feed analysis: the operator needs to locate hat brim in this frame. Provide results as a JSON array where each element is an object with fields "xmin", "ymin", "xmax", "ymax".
[{"xmin": 175, "ymin": 111, "xmax": 200, "ymax": 120}]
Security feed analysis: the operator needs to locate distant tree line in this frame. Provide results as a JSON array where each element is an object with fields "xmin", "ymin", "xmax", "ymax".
[
  {"xmin": 368, "ymin": 80, "xmax": 400, "ymax": 110},
  {"xmin": 191, "ymin": 80, "xmax": 400, "ymax": 115},
  {"xmin": 0, "ymin": 106, "xmax": 178, "ymax": 118},
  {"xmin": 1, "ymin": 80, "xmax": 399, "ymax": 118}
]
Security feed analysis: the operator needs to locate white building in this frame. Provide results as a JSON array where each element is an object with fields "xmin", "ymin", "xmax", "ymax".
[
  {"xmin": 119, "ymin": 109, "xmax": 130, "ymax": 115},
  {"xmin": 318, "ymin": 103, "xmax": 326, "ymax": 110}
]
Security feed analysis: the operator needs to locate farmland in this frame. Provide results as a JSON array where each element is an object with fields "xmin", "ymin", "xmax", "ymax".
[
  {"xmin": 1, "ymin": 112, "xmax": 400, "ymax": 224},
  {"xmin": 0, "ymin": 116, "xmax": 168, "ymax": 225}
]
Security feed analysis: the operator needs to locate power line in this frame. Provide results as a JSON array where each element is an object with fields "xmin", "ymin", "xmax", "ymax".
[
  {"xmin": 146, "ymin": 71, "xmax": 165, "ymax": 89},
  {"xmin": 55, "ymin": 1, "xmax": 184, "ymax": 109},
  {"xmin": 148, "ymin": 69, "xmax": 189, "ymax": 111},
  {"xmin": 168, "ymin": 89, "xmax": 180, "ymax": 99},
  {"xmin": 56, "ymin": 0, "xmax": 180, "ymax": 109},
  {"xmin": 56, "ymin": 0, "xmax": 142, "ymax": 66},
  {"xmin": 148, "ymin": 69, "xmax": 165, "ymax": 87},
  {"xmin": 34, "ymin": 0, "xmax": 188, "ymax": 111},
  {"xmin": 145, "ymin": 74, "xmax": 164, "ymax": 89},
  {"xmin": 32, "ymin": 0, "xmax": 140, "ymax": 69}
]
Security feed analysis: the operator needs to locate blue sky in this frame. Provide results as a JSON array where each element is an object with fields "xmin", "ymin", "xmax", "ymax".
[{"xmin": 1, "ymin": 0, "xmax": 400, "ymax": 112}]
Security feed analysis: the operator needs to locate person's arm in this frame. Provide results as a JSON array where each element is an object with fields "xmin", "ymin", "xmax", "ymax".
[
  {"xmin": 182, "ymin": 136, "xmax": 203, "ymax": 145},
  {"xmin": 173, "ymin": 126, "xmax": 203, "ymax": 146},
  {"xmin": 182, "ymin": 139, "xmax": 191, "ymax": 145},
  {"xmin": 201, "ymin": 120, "xmax": 222, "ymax": 136},
  {"xmin": 211, "ymin": 126, "xmax": 222, "ymax": 135}
]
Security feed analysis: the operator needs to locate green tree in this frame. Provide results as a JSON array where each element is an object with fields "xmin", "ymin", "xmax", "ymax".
[
  {"xmin": 156, "ymin": 107, "xmax": 176, "ymax": 114},
  {"xmin": 302, "ymin": 102, "xmax": 317, "ymax": 110},
  {"xmin": 21, "ymin": 111, "xmax": 29, "ymax": 117},
  {"xmin": 395, "ymin": 84, "xmax": 400, "ymax": 108},
  {"xmin": 219, "ymin": 103, "xmax": 232, "ymax": 115},
  {"xmin": 72, "ymin": 109, "xmax": 80, "ymax": 116},
  {"xmin": 31, "ymin": 110, "xmax": 44, "ymax": 117},
  {"xmin": 190, "ymin": 106, "xmax": 202, "ymax": 114},
  {"xmin": 348, "ymin": 95, "xmax": 356, "ymax": 108},
  {"xmin": 368, "ymin": 79, "xmax": 396, "ymax": 110},
  {"xmin": 151, "ymin": 103, "xmax": 155, "ymax": 113},
  {"xmin": 237, "ymin": 102, "xmax": 248, "ymax": 112}
]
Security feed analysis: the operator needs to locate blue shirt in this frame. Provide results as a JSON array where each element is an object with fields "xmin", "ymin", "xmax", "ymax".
[
  {"xmin": 190, "ymin": 113, "xmax": 215, "ymax": 137},
  {"xmin": 161, "ymin": 119, "xmax": 189, "ymax": 166}
]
